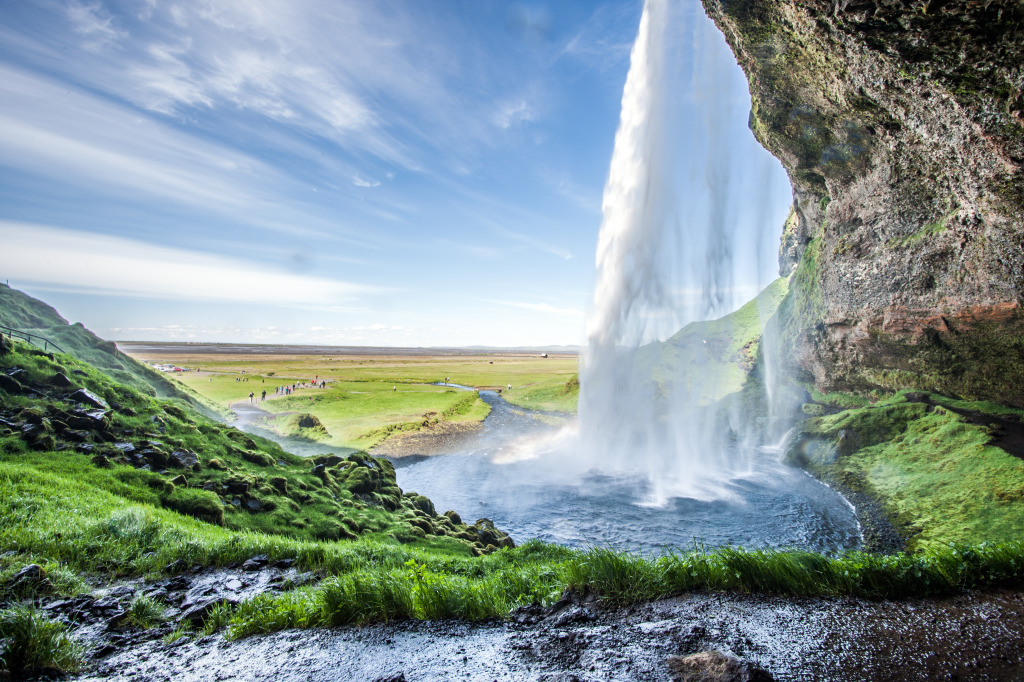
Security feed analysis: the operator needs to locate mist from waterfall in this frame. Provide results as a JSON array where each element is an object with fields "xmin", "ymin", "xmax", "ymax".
[{"xmin": 575, "ymin": 0, "xmax": 791, "ymax": 505}]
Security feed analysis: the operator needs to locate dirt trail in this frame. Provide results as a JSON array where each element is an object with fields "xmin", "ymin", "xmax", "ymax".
[{"xmin": 76, "ymin": 588, "xmax": 1024, "ymax": 681}]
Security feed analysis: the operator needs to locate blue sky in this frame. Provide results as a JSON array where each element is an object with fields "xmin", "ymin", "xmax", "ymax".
[{"xmin": 0, "ymin": 0, "xmax": 791, "ymax": 347}]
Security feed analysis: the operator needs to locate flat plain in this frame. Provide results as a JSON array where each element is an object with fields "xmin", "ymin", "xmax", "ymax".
[{"xmin": 120, "ymin": 344, "xmax": 579, "ymax": 450}]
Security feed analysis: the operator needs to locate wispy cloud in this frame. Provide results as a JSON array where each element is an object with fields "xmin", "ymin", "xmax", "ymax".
[
  {"xmin": 491, "ymin": 300, "xmax": 584, "ymax": 317},
  {"xmin": 0, "ymin": 222, "xmax": 378, "ymax": 307},
  {"xmin": 494, "ymin": 99, "xmax": 535, "ymax": 129},
  {"xmin": 67, "ymin": 0, "xmax": 126, "ymax": 52},
  {"xmin": 560, "ymin": 4, "xmax": 636, "ymax": 72},
  {"xmin": 352, "ymin": 176, "xmax": 382, "ymax": 188}
]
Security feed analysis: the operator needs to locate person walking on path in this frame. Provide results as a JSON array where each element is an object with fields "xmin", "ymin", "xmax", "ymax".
[
  {"xmin": 261, "ymin": 390, "xmax": 267, "ymax": 401},
  {"xmin": 249, "ymin": 391, "xmax": 255, "ymax": 404}
]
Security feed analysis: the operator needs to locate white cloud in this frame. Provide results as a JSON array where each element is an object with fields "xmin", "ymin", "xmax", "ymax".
[
  {"xmin": 0, "ymin": 65, "xmax": 385, "ymax": 241},
  {"xmin": 494, "ymin": 99, "xmax": 534, "ymax": 129},
  {"xmin": 492, "ymin": 300, "xmax": 584, "ymax": 317},
  {"xmin": 67, "ymin": 1, "xmax": 126, "ymax": 52},
  {"xmin": 352, "ymin": 176, "xmax": 381, "ymax": 188},
  {"xmin": 0, "ymin": 222, "xmax": 377, "ymax": 307}
]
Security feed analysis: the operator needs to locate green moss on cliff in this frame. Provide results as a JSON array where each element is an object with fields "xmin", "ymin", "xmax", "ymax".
[{"xmin": 790, "ymin": 391, "xmax": 1024, "ymax": 551}]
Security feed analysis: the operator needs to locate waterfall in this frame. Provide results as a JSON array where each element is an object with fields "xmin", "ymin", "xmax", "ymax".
[{"xmin": 576, "ymin": 0, "xmax": 785, "ymax": 505}]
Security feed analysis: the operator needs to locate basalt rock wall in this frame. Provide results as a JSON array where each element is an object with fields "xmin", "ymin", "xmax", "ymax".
[{"xmin": 702, "ymin": 0, "xmax": 1024, "ymax": 405}]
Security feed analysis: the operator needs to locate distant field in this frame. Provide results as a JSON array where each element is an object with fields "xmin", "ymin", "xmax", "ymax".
[{"xmin": 121, "ymin": 346, "xmax": 578, "ymax": 449}]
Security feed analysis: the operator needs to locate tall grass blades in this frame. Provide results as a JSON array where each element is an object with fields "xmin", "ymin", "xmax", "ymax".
[
  {"xmin": 0, "ymin": 605, "xmax": 84, "ymax": 675},
  {"xmin": 125, "ymin": 593, "xmax": 165, "ymax": 629}
]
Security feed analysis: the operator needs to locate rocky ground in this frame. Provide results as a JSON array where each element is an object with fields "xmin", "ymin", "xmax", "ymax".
[{"xmin": 12, "ymin": 559, "xmax": 1018, "ymax": 681}]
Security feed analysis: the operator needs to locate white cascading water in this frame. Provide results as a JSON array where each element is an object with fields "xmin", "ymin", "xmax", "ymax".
[
  {"xmin": 576, "ymin": 0, "xmax": 783, "ymax": 505},
  {"xmin": 389, "ymin": 0, "xmax": 860, "ymax": 552}
]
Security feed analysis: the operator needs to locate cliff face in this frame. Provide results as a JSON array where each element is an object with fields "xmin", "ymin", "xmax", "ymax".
[{"xmin": 702, "ymin": 0, "xmax": 1024, "ymax": 405}]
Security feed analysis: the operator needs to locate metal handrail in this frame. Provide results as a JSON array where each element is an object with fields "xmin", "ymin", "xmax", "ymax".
[{"xmin": 0, "ymin": 325, "xmax": 66, "ymax": 354}]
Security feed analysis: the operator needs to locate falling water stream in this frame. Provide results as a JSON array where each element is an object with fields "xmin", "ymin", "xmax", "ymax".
[{"xmin": 399, "ymin": 0, "xmax": 861, "ymax": 553}]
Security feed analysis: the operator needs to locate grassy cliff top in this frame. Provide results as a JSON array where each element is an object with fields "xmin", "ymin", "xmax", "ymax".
[{"xmin": 0, "ymin": 285, "xmax": 220, "ymax": 416}]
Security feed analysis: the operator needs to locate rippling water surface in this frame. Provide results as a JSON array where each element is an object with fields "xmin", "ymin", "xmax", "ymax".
[{"xmin": 394, "ymin": 392, "xmax": 861, "ymax": 554}]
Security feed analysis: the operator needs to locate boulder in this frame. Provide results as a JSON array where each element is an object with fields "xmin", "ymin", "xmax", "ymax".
[
  {"xmin": 49, "ymin": 372, "xmax": 72, "ymax": 388},
  {"xmin": 241, "ymin": 555, "xmax": 269, "ymax": 571},
  {"xmin": 69, "ymin": 388, "xmax": 109, "ymax": 409},
  {"xmin": 139, "ymin": 448, "xmax": 169, "ymax": 468},
  {"xmin": 169, "ymin": 449, "xmax": 199, "ymax": 469},
  {"xmin": 67, "ymin": 408, "xmax": 109, "ymax": 429},
  {"xmin": 8, "ymin": 563, "xmax": 52, "ymax": 593},
  {"xmin": 667, "ymin": 651, "xmax": 773, "ymax": 682},
  {"xmin": 7, "ymin": 368, "xmax": 29, "ymax": 383},
  {"xmin": 10, "ymin": 563, "xmax": 46, "ymax": 584},
  {"xmin": 223, "ymin": 478, "xmax": 250, "ymax": 495},
  {"xmin": 64, "ymin": 429, "xmax": 91, "ymax": 443},
  {"xmin": 408, "ymin": 495, "xmax": 436, "ymax": 516},
  {"xmin": 0, "ymin": 373, "xmax": 23, "ymax": 394},
  {"xmin": 342, "ymin": 466, "xmax": 378, "ymax": 495},
  {"xmin": 170, "ymin": 474, "xmax": 188, "ymax": 487},
  {"xmin": 227, "ymin": 431, "xmax": 258, "ymax": 450}
]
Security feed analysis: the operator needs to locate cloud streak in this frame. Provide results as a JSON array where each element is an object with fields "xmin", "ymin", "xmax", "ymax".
[
  {"xmin": 0, "ymin": 222, "xmax": 377, "ymax": 307},
  {"xmin": 491, "ymin": 300, "xmax": 584, "ymax": 317}
]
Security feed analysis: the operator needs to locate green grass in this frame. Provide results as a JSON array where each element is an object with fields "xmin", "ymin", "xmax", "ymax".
[
  {"xmin": 146, "ymin": 352, "xmax": 575, "ymax": 446},
  {"xmin": 0, "ymin": 604, "xmax": 85, "ymax": 676},
  {"xmin": 793, "ymin": 391, "xmax": 1024, "ymax": 550},
  {"xmin": 560, "ymin": 542, "xmax": 1024, "ymax": 605},
  {"xmin": 633, "ymin": 277, "xmax": 789, "ymax": 406},
  {"xmin": 5, "ymin": 285, "xmax": 1024, "ymax": 649},
  {"xmin": 502, "ymin": 374, "xmax": 579, "ymax": 413},
  {"xmin": 0, "ymin": 342, "xmax": 505, "ymax": 554},
  {"xmin": 124, "ymin": 593, "xmax": 166, "ymax": 629},
  {"xmin": 0, "ymin": 284, "xmax": 226, "ymax": 419},
  {"xmin": 2, "ymin": 392, "xmax": 1023, "ymax": 641},
  {"xmin": 222, "ymin": 539, "xmax": 1024, "ymax": 638},
  {"xmin": 253, "ymin": 383, "xmax": 491, "ymax": 449}
]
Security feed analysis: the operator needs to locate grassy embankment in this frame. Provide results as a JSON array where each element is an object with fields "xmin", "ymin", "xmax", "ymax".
[
  {"xmin": 789, "ymin": 390, "xmax": 1024, "ymax": 551},
  {"xmin": 140, "ymin": 352, "xmax": 578, "ymax": 448},
  {"xmin": 637, "ymin": 277, "xmax": 791, "ymax": 404},
  {"xmin": 0, "ymin": 343, "xmax": 515, "ymax": 553}
]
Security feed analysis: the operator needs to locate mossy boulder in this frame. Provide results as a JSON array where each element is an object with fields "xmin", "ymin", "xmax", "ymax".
[
  {"xmin": 161, "ymin": 488, "xmax": 224, "ymax": 525},
  {"xmin": 241, "ymin": 450, "xmax": 276, "ymax": 467},
  {"xmin": 406, "ymin": 494, "xmax": 436, "ymax": 516}
]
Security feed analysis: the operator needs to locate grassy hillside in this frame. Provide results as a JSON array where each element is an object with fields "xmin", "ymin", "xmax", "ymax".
[
  {"xmin": 0, "ymin": 338, "xmax": 512, "ymax": 554},
  {"xmin": 0, "ymin": 285, "xmax": 223, "ymax": 418},
  {"xmin": 636, "ymin": 277, "xmax": 790, "ymax": 405},
  {"xmin": 787, "ymin": 390, "xmax": 1024, "ymax": 552},
  {"xmin": 502, "ymin": 374, "xmax": 579, "ymax": 414}
]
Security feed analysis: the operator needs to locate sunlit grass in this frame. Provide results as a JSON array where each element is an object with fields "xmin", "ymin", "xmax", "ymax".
[
  {"xmin": 797, "ymin": 391, "xmax": 1024, "ymax": 550},
  {"xmin": 161, "ymin": 353, "xmax": 576, "ymax": 447}
]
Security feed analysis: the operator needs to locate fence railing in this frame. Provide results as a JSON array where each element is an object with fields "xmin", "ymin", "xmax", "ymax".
[{"xmin": 0, "ymin": 325, "xmax": 66, "ymax": 354}]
